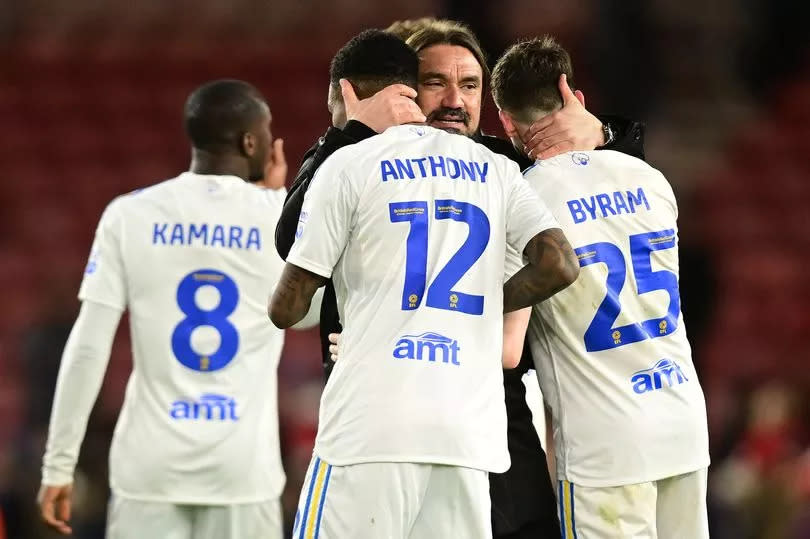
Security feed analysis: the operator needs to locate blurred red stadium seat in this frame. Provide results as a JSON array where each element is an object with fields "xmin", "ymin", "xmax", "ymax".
[{"xmin": 699, "ymin": 76, "xmax": 810, "ymax": 385}]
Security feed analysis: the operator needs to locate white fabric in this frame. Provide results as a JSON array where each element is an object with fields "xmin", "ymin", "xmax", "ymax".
[
  {"xmin": 287, "ymin": 125, "xmax": 559, "ymax": 473},
  {"xmin": 106, "ymin": 496, "xmax": 283, "ymax": 539},
  {"xmin": 292, "ymin": 456, "xmax": 491, "ymax": 539},
  {"xmin": 557, "ymin": 468, "xmax": 709, "ymax": 539},
  {"xmin": 523, "ymin": 370, "xmax": 546, "ymax": 451},
  {"xmin": 524, "ymin": 151, "xmax": 709, "ymax": 486},
  {"xmin": 292, "ymin": 286, "xmax": 324, "ymax": 330},
  {"xmin": 45, "ymin": 173, "xmax": 294, "ymax": 503}
]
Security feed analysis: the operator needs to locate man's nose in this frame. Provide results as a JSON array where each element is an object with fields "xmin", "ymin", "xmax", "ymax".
[{"xmin": 441, "ymin": 85, "xmax": 464, "ymax": 109}]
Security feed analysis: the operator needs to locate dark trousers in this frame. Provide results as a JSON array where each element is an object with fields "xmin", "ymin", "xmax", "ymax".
[{"xmin": 491, "ymin": 367, "xmax": 561, "ymax": 538}]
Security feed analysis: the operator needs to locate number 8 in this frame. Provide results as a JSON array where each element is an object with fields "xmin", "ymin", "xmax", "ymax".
[{"xmin": 171, "ymin": 269, "xmax": 239, "ymax": 372}]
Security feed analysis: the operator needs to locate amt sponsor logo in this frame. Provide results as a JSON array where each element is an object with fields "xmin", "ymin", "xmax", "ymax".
[
  {"xmin": 631, "ymin": 359, "xmax": 688, "ymax": 395},
  {"xmin": 393, "ymin": 332, "xmax": 460, "ymax": 365},
  {"xmin": 170, "ymin": 393, "xmax": 239, "ymax": 421}
]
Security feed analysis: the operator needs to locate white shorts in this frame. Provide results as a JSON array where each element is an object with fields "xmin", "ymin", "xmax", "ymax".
[
  {"xmin": 557, "ymin": 468, "xmax": 709, "ymax": 539},
  {"xmin": 106, "ymin": 496, "xmax": 282, "ymax": 539},
  {"xmin": 293, "ymin": 456, "xmax": 491, "ymax": 539}
]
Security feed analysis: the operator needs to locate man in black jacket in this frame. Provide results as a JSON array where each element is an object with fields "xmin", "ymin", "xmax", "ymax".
[{"xmin": 275, "ymin": 19, "xmax": 645, "ymax": 539}]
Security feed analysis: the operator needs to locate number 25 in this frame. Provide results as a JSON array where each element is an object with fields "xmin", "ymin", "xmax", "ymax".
[{"xmin": 575, "ymin": 229, "xmax": 680, "ymax": 352}]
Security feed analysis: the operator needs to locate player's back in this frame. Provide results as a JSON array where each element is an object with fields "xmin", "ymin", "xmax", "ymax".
[
  {"xmin": 524, "ymin": 151, "xmax": 709, "ymax": 487},
  {"xmin": 80, "ymin": 172, "xmax": 287, "ymax": 503},
  {"xmin": 297, "ymin": 125, "xmax": 554, "ymax": 474}
]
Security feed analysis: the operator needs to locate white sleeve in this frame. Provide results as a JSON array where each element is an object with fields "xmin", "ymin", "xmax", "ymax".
[
  {"xmin": 291, "ymin": 286, "xmax": 323, "ymax": 330},
  {"xmin": 504, "ymin": 245, "xmax": 524, "ymax": 280},
  {"xmin": 505, "ymin": 168, "xmax": 561, "ymax": 254},
  {"xmin": 286, "ymin": 162, "xmax": 359, "ymax": 278},
  {"xmin": 78, "ymin": 201, "xmax": 127, "ymax": 310},
  {"xmin": 41, "ymin": 300, "xmax": 122, "ymax": 486}
]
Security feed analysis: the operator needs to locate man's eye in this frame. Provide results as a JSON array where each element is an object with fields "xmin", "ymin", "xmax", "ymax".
[
  {"xmin": 462, "ymin": 84, "xmax": 478, "ymax": 91},
  {"xmin": 423, "ymin": 81, "xmax": 443, "ymax": 87}
]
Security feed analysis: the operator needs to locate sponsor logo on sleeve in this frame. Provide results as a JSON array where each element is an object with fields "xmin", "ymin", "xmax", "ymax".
[
  {"xmin": 296, "ymin": 211, "xmax": 309, "ymax": 239},
  {"xmin": 84, "ymin": 249, "xmax": 100, "ymax": 275}
]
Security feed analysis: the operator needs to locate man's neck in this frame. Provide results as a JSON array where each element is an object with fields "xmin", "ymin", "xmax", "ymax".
[{"xmin": 189, "ymin": 149, "xmax": 249, "ymax": 181}]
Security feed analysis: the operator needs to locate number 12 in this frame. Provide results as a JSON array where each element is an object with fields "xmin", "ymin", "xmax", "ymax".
[{"xmin": 389, "ymin": 199, "xmax": 490, "ymax": 316}]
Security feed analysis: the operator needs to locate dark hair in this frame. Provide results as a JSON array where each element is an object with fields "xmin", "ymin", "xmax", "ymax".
[
  {"xmin": 406, "ymin": 20, "xmax": 490, "ymax": 85},
  {"xmin": 385, "ymin": 17, "xmax": 437, "ymax": 41},
  {"xmin": 184, "ymin": 79, "xmax": 266, "ymax": 152},
  {"xmin": 329, "ymin": 29, "xmax": 419, "ymax": 99},
  {"xmin": 491, "ymin": 36, "xmax": 574, "ymax": 123}
]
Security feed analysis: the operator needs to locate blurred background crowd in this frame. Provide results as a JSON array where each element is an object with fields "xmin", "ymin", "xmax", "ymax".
[{"xmin": 0, "ymin": 0, "xmax": 808, "ymax": 537}]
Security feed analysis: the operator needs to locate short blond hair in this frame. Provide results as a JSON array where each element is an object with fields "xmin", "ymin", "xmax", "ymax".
[{"xmin": 385, "ymin": 17, "xmax": 438, "ymax": 41}]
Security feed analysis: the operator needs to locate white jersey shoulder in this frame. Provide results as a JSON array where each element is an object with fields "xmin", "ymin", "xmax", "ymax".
[
  {"xmin": 79, "ymin": 172, "xmax": 288, "ymax": 504},
  {"xmin": 523, "ymin": 151, "xmax": 709, "ymax": 487},
  {"xmin": 524, "ymin": 150, "xmax": 676, "ymax": 225}
]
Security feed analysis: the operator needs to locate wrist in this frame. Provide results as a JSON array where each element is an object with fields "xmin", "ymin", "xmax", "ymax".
[
  {"xmin": 597, "ymin": 122, "xmax": 615, "ymax": 148},
  {"xmin": 41, "ymin": 466, "xmax": 74, "ymax": 487}
]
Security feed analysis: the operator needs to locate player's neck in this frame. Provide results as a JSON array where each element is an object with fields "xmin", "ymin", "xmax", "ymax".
[{"xmin": 189, "ymin": 150, "xmax": 250, "ymax": 181}]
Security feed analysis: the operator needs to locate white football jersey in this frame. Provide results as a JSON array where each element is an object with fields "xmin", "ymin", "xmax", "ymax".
[
  {"xmin": 524, "ymin": 151, "xmax": 709, "ymax": 487},
  {"xmin": 287, "ymin": 125, "xmax": 559, "ymax": 473},
  {"xmin": 78, "ymin": 173, "xmax": 287, "ymax": 503}
]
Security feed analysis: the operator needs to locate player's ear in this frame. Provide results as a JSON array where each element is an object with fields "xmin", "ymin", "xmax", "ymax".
[
  {"xmin": 241, "ymin": 132, "xmax": 256, "ymax": 157},
  {"xmin": 498, "ymin": 110, "xmax": 518, "ymax": 138}
]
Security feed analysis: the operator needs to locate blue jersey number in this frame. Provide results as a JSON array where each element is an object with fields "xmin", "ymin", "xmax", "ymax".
[
  {"xmin": 171, "ymin": 269, "xmax": 240, "ymax": 371},
  {"xmin": 389, "ymin": 199, "xmax": 490, "ymax": 315},
  {"xmin": 575, "ymin": 229, "xmax": 680, "ymax": 352}
]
